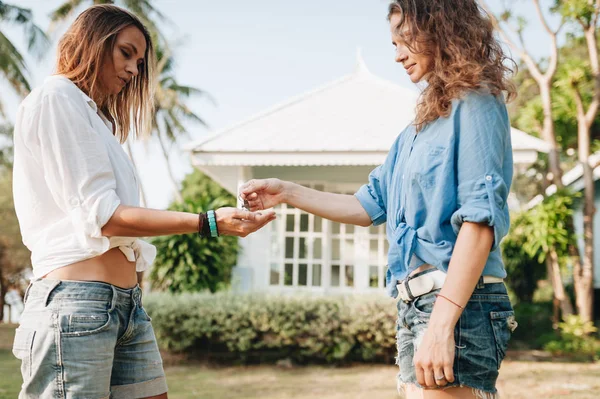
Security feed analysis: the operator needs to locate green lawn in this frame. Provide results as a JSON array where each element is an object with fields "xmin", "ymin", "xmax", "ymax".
[{"xmin": 2, "ymin": 324, "xmax": 599, "ymax": 399}]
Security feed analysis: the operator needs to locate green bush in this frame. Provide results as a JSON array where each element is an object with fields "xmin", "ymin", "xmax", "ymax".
[
  {"xmin": 149, "ymin": 170, "xmax": 239, "ymax": 293},
  {"xmin": 144, "ymin": 292, "xmax": 398, "ymax": 364},
  {"xmin": 511, "ymin": 301, "xmax": 555, "ymax": 348},
  {"xmin": 543, "ymin": 315, "xmax": 600, "ymax": 361}
]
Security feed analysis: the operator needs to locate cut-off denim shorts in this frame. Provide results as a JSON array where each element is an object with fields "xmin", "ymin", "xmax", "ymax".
[
  {"xmin": 12, "ymin": 279, "xmax": 167, "ymax": 399},
  {"xmin": 396, "ymin": 271, "xmax": 517, "ymax": 398}
]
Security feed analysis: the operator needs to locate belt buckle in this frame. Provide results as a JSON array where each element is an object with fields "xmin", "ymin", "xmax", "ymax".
[{"xmin": 397, "ymin": 274, "xmax": 415, "ymax": 303}]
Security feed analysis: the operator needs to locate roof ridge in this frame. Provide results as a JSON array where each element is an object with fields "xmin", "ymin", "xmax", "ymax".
[{"xmin": 185, "ymin": 67, "xmax": 418, "ymax": 152}]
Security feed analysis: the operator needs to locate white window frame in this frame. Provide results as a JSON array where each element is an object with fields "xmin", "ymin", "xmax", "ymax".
[{"xmin": 267, "ymin": 181, "xmax": 388, "ymax": 293}]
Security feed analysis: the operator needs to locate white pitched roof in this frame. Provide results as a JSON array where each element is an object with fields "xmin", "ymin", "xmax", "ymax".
[{"xmin": 187, "ymin": 57, "xmax": 550, "ymax": 166}]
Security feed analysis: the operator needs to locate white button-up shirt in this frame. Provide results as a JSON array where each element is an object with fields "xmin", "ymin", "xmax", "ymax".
[{"xmin": 13, "ymin": 75, "xmax": 156, "ymax": 278}]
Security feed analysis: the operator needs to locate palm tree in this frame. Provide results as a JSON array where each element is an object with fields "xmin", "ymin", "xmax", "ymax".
[
  {"xmin": 50, "ymin": 0, "xmax": 166, "ymax": 38},
  {"xmin": 0, "ymin": 1, "xmax": 48, "ymax": 117},
  {"xmin": 152, "ymin": 42, "xmax": 209, "ymax": 203}
]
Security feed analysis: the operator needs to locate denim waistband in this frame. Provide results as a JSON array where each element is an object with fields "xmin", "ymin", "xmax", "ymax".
[{"xmin": 25, "ymin": 279, "xmax": 143, "ymax": 308}]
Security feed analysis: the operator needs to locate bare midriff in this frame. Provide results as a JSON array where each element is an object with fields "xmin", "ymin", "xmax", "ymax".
[
  {"xmin": 44, "ymin": 247, "xmax": 138, "ymax": 289},
  {"xmin": 409, "ymin": 263, "xmax": 436, "ymax": 277}
]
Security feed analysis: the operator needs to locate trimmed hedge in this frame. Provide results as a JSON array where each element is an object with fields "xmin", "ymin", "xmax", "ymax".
[{"xmin": 144, "ymin": 292, "xmax": 398, "ymax": 364}]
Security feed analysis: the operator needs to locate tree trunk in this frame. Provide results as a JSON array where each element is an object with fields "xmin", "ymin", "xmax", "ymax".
[
  {"xmin": 125, "ymin": 140, "xmax": 148, "ymax": 208},
  {"xmin": 547, "ymin": 249, "xmax": 574, "ymax": 323},
  {"xmin": 575, "ymin": 125, "xmax": 595, "ymax": 323},
  {"xmin": 156, "ymin": 131, "xmax": 184, "ymax": 203},
  {"xmin": 539, "ymin": 84, "xmax": 563, "ymax": 187},
  {"xmin": 0, "ymin": 266, "xmax": 5, "ymax": 323}
]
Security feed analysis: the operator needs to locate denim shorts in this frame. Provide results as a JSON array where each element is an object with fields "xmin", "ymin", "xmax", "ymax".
[
  {"xmin": 396, "ymin": 275, "xmax": 517, "ymax": 396},
  {"xmin": 12, "ymin": 279, "xmax": 167, "ymax": 399}
]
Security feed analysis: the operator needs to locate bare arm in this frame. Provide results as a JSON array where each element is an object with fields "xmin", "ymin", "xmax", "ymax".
[
  {"xmin": 101, "ymin": 205, "xmax": 276, "ymax": 238},
  {"xmin": 413, "ymin": 221, "xmax": 494, "ymax": 387},
  {"xmin": 284, "ymin": 182, "xmax": 372, "ymax": 227},
  {"xmin": 240, "ymin": 178, "xmax": 372, "ymax": 227},
  {"xmin": 429, "ymin": 222, "xmax": 494, "ymax": 329}
]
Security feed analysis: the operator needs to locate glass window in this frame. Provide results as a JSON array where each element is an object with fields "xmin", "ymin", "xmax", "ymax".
[
  {"xmin": 285, "ymin": 237, "xmax": 294, "ymax": 259},
  {"xmin": 369, "ymin": 266, "xmax": 378, "ymax": 288},
  {"xmin": 313, "ymin": 238, "xmax": 322, "ymax": 259},
  {"xmin": 284, "ymin": 263, "xmax": 293, "ymax": 286},
  {"xmin": 286, "ymin": 214, "xmax": 295, "ymax": 232},
  {"xmin": 345, "ymin": 265, "xmax": 354, "ymax": 287},
  {"xmin": 312, "ymin": 264, "xmax": 322, "ymax": 286},
  {"xmin": 270, "ymin": 264, "xmax": 280, "ymax": 285},
  {"xmin": 332, "ymin": 239, "xmax": 340, "ymax": 260},
  {"xmin": 299, "ymin": 237, "xmax": 307, "ymax": 259},
  {"xmin": 298, "ymin": 264, "xmax": 308, "ymax": 286},
  {"xmin": 300, "ymin": 214, "xmax": 309, "ymax": 232},
  {"xmin": 331, "ymin": 265, "xmax": 340, "ymax": 287},
  {"xmin": 332, "ymin": 222, "xmax": 340, "ymax": 234},
  {"xmin": 314, "ymin": 216, "xmax": 322, "ymax": 232}
]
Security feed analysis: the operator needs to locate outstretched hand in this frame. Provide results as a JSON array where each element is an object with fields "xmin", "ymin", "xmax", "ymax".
[
  {"xmin": 238, "ymin": 178, "xmax": 287, "ymax": 211},
  {"xmin": 215, "ymin": 207, "xmax": 276, "ymax": 237}
]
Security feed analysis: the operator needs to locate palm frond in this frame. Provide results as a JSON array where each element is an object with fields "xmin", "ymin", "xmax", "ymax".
[
  {"xmin": 0, "ymin": 2, "xmax": 49, "ymax": 59},
  {"xmin": 0, "ymin": 30, "xmax": 31, "ymax": 94},
  {"xmin": 49, "ymin": 0, "xmax": 84, "ymax": 23}
]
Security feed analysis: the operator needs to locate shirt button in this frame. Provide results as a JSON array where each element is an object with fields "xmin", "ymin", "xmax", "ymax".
[
  {"xmin": 69, "ymin": 198, "xmax": 80, "ymax": 207},
  {"xmin": 485, "ymin": 175, "xmax": 492, "ymax": 181},
  {"xmin": 402, "ymin": 174, "xmax": 405, "ymax": 180}
]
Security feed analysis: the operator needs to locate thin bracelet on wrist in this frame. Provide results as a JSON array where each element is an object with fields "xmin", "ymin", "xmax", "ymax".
[{"xmin": 436, "ymin": 293, "xmax": 464, "ymax": 310}]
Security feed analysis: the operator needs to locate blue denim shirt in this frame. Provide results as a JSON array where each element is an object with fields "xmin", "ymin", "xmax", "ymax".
[{"xmin": 355, "ymin": 91, "xmax": 513, "ymax": 298}]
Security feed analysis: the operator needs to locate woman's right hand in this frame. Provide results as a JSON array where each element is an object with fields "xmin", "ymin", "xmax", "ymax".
[
  {"xmin": 239, "ymin": 178, "xmax": 288, "ymax": 211},
  {"xmin": 215, "ymin": 207, "xmax": 276, "ymax": 237}
]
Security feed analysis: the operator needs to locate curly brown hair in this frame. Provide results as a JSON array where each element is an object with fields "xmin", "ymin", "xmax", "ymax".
[{"xmin": 388, "ymin": 0, "xmax": 516, "ymax": 131}]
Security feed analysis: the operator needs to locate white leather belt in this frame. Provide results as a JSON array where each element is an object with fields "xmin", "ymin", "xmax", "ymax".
[{"xmin": 396, "ymin": 269, "xmax": 504, "ymax": 303}]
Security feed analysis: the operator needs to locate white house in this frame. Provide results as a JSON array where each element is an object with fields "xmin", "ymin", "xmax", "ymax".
[{"xmin": 185, "ymin": 57, "xmax": 550, "ymax": 295}]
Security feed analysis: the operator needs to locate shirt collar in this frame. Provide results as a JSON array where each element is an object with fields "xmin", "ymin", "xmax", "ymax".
[{"xmin": 47, "ymin": 75, "xmax": 99, "ymax": 112}]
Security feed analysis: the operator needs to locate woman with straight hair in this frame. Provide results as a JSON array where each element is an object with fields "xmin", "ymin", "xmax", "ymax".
[
  {"xmin": 240, "ymin": 1, "xmax": 517, "ymax": 398},
  {"xmin": 11, "ymin": 4, "xmax": 274, "ymax": 398}
]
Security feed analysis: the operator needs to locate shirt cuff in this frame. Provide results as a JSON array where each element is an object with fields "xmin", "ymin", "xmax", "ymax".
[
  {"xmin": 354, "ymin": 184, "xmax": 387, "ymax": 226},
  {"xmin": 450, "ymin": 175, "xmax": 509, "ymax": 250}
]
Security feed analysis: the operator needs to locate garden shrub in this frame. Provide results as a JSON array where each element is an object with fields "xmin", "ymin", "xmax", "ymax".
[{"xmin": 145, "ymin": 292, "xmax": 398, "ymax": 364}]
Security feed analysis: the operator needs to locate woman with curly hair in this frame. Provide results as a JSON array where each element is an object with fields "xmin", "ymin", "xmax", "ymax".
[{"xmin": 240, "ymin": 1, "xmax": 517, "ymax": 398}]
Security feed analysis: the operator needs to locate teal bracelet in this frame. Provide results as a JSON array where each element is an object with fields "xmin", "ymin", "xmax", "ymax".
[{"xmin": 207, "ymin": 210, "xmax": 219, "ymax": 237}]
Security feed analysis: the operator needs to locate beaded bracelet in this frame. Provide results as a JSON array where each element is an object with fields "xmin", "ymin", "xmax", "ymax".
[
  {"xmin": 198, "ymin": 212, "xmax": 212, "ymax": 238},
  {"xmin": 207, "ymin": 210, "xmax": 219, "ymax": 237}
]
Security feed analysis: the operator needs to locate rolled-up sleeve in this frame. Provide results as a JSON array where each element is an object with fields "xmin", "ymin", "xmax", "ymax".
[
  {"xmin": 354, "ymin": 137, "xmax": 401, "ymax": 226},
  {"xmin": 450, "ymin": 94, "xmax": 512, "ymax": 250},
  {"xmin": 33, "ymin": 92, "xmax": 120, "ymax": 239},
  {"xmin": 355, "ymin": 165, "xmax": 387, "ymax": 226}
]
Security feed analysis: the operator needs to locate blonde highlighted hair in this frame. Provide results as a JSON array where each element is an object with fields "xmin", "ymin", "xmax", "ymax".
[
  {"xmin": 56, "ymin": 4, "xmax": 155, "ymax": 142},
  {"xmin": 388, "ymin": 0, "xmax": 516, "ymax": 131}
]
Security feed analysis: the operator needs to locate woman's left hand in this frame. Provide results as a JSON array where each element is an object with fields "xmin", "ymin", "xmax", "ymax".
[{"xmin": 413, "ymin": 325, "xmax": 456, "ymax": 388}]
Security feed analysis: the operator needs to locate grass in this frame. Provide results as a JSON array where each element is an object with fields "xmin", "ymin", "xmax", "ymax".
[{"xmin": 2, "ymin": 323, "xmax": 599, "ymax": 399}]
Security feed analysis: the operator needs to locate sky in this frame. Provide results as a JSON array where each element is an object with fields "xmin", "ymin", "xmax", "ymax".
[{"xmin": 2, "ymin": 0, "xmax": 567, "ymax": 209}]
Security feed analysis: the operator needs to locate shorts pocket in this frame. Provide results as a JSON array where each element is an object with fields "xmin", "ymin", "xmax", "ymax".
[
  {"xmin": 61, "ymin": 311, "xmax": 111, "ymax": 337},
  {"xmin": 12, "ymin": 327, "xmax": 36, "ymax": 378},
  {"xmin": 139, "ymin": 305, "xmax": 152, "ymax": 322},
  {"xmin": 412, "ymin": 290, "xmax": 440, "ymax": 318},
  {"xmin": 490, "ymin": 310, "xmax": 517, "ymax": 369}
]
